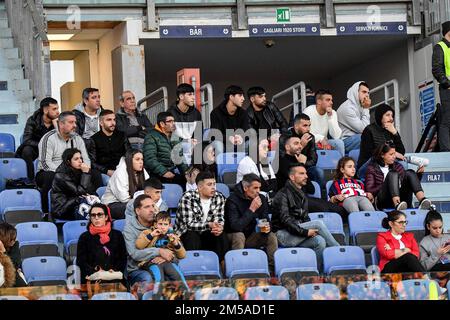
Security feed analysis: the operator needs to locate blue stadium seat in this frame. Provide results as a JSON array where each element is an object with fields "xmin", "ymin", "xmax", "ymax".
[
  {"xmin": 96, "ymin": 186, "xmax": 107, "ymax": 199},
  {"xmin": 16, "ymin": 222, "xmax": 59, "ymax": 259},
  {"xmin": 349, "ymin": 149, "xmax": 360, "ymax": 163},
  {"xmin": 316, "ymin": 150, "xmax": 342, "ymax": 169},
  {"xmin": 323, "ymin": 246, "xmax": 367, "ymax": 276},
  {"xmin": 22, "ymin": 256, "xmax": 67, "ymax": 286},
  {"xmin": 0, "ymin": 188, "xmax": 42, "ymax": 214},
  {"xmin": 402, "ymin": 209, "xmax": 427, "ymax": 230},
  {"xmin": 347, "ymin": 281, "xmax": 391, "ymax": 300},
  {"xmin": 0, "ymin": 133, "xmax": 15, "ymax": 153},
  {"xmin": 397, "ymin": 279, "xmax": 438, "ymax": 300},
  {"xmin": 244, "ymin": 285, "xmax": 290, "ymax": 300},
  {"xmin": 101, "ymin": 174, "xmax": 110, "ymax": 186},
  {"xmin": 307, "ymin": 181, "xmax": 321, "ymax": 199},
  {"xmin": 113, "ymin": 219, "xmax": 126, "ymax": 232},
  {"xmin": 62, "ymin": 220, "xmax": 88, "ymax": 260},
  {"xmin": 91, "ymin": 292, "xmax": 137, "ymax": 300},
  {"xmin": 0, "ymin": 158, "xmax": 27, "ymax": 181},
  {"xmin": 348, "ymin": 211, "xmax": 387, "ymax": 245},
  {"xmin": 267, "ymin": 151, "xmax": 276, "ymax": 164},
  {"xmin": 39, "ymin": 294, "xmax": 82, "ymax": 300},
  {"xmin": 0, "ymin": 295, "xmax": 28, "ymax": 300},
  {"xmin": 216, "ymin": 152, "xmax": 246, "ymax": 182},
  {"xmin": 274, "ymin": 248, "xmax": 319, "ymax": 279},
  {"xmin": 371, "ymin": 246, "xmax": 380, "ymax": 267},
  {"xmin": 309, "ymin": 212, "xmax": 346, "ymax": 245},
  {"xmin": 216, "ymin": 183, "xmax": 230, "ymax": 198},
  {"xmin": 178, "ymin": 250, "xmax": 221, "ymax": 280},
  {"xmin": 325, "ymin": 180, "xmax": 333, "ymax": 200},
  {"xmin": 162, "ymin": 183, "xmax": 183, "ymax": 212},
  {"xmin": 142, "ymin": 291, "xmax": 153, "ymax": 300},
  {"xmin": 296, "ymin": 283, "xmax": 340, "ymax": 300},
  {"xmin": 225, "ymin": 249, "xmax": 270, "ymax": 279},
  {"xmin": 195, "ymin": 287, "xmax": 239, "ymax": 300}
]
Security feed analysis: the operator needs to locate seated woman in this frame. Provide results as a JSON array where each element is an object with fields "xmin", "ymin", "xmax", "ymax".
[
  {"xmin": 365, "ymin": 142, "xmax": 432, "ymax": 211},
  {"xmin": 237, "ymin": 138, "xmax": 277, "ymax": 201},
  {"xmin": 0, "ymin": 222, "xmax": 25, "ymax": 287},
  {"xmin": 419, "ymin": 210, "xmax": 450, "ymax": 272},
  {"xmin": 51, "ymin": 148, "xmax": 97, "ymax": 220},
  {"xmin": 329, "ymin": 156, "xmax": 375, "ymax": 213},
  {"xmin": 357, "ymin": 103, "xmax": 406, "ymax": 178},
  {"xmin": 76, "ymin": 204, "xmax": 127, "ymax": 284},
  {"xmin": 377, "ymin": 210, "xmax": 425, "ymax": 274},
  {"xmin": 102, "ymin": 149, "xmax": 149, "ymax": 219}
]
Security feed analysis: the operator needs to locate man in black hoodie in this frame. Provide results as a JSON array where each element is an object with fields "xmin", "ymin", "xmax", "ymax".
[
  {"xmin": 225, "ymin": 173, "xmax": 278, "ymax": 271},
  {"xmin": 209, "ymin": 85, "xmax": 250, "ymax": 155},
  {"xmin": 16, "ymin": 97, "xmax": 60, "ymax": 179},
  {"xmin": 432, "ymin": 21, "xmax": 450, "ymax": 151}
]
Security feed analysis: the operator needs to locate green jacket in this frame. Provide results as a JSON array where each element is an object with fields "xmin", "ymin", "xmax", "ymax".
[{"xmin": 143, "ymin": 128, "xmax": 188, "ymax": 177}]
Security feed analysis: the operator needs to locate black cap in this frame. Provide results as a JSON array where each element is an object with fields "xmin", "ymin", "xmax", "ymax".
[
  {"xmin": 144, "ymin": 177, "xmax": 165, "ymax": 190},
  {"xmin": 443, "ymin": 21, "xmax": 450, "ymax": 37}
]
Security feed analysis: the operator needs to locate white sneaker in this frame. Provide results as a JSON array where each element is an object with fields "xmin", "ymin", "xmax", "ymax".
[
  {"xmin": 419, "ymin": 198, "xmax": 432, "ymax": 210},
  {"xmin": 395, "ymin": 201, "xmax": 408, "ymax": 211}
]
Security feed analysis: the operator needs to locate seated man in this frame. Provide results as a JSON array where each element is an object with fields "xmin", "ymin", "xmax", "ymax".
[
  {"xmin": 225, "ymin": 173, "xmax": 278, "ymax": 272},
  {"xmin": 337, "ymin": 81, "xmax": 371, "ymax": 153},
  {"xmin": 143, "ymin": 111, "xmax": 188, "ymax": 186},
  {"xmin": 16, "ymin": 97, "xmax": 60, "ymax": 179},
  {"xmin": 175, "ymin": 171, "xmax": 229, "ymax": 262},
  {"xmin": 271, "ymin": 163, "xmax": 340, "ymax": 269},
  {"xmin": 90, "ymin": 110, "xmax": 129, "ymax": 177},
  {"xmin": 123, "ymin": 194, "xmax": 175, "ymax": 287},
  {"xmin": 280, "ymin": 113, "xmax": 325, "ymax": 188},
  {"xmin": 36, "ymin": 111, "xmax": 102, "ymax": 213},
  {"xmin": 73, "ymin": 87, "xmax": 103, "ymax": 140},
  {"xmin": 303, "ymin": 89, "xmax": 345, "ymax": 156}
]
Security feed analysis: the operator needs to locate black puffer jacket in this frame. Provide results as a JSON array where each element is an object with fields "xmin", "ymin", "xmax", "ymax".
[
  {"xmin": 115, "ymin": 107, "xmax": 152, "ymax": 140},
  {"xmin": 16, "ymin": 110, "xmax": 55, "ymax": 155},
  {"xmin": 358, "ymin": 104, "xmax": 405, "ymax": 168},
  {"xmin": 271, "ymin": 180, "xmax": 310, "ymax": 237},
  {"xmin": 432, "ymin": 38, "xmax": 450, "ymax": 90},
  {"xmin": 247, "ymin": 101, "xmax": 288, "ymax": 135},
  {"xmin": 224, "ymin": 182, "xmax": 270, "ymax": 237},
  {"xmin": 51, "ymin": 162, "xmax": 95, "ymax": 219}
]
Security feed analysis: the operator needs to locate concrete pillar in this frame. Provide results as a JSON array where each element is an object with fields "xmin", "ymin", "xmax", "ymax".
[{"xmin": 111, "ymin": 45, "xmax": 146, "ymax": 111}]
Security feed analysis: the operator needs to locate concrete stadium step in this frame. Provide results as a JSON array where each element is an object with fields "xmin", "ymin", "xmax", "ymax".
[
  {"xmin": 421, "ymin": 183, "xmax": 450, "ymax": 199},
  {"xmin": 0, "ymin": 68, "xmax": 23, "ymax": 80},
  {"xmin": 0, "ymin": 47, "xmax": 18, "ymax": 59},
  {"xmin": 8, "ymin": 79, "xmax": 29, "ymax": 91},
  {"xmin": 0, "ymin": 18, "xmax": 7, "ymax": 29},
  {"xmin": 0, "ymin": 27, "xmax": 12, "ymax": 38},
  {"xmin": 0, "ymin": 10, "xmax": 7, "ymax": 20},
  {"xmin": 0, "ymin": 57, "xmax": 21, "ymax": 68},
  {"xmin": 0, "ymin": 38, "xmax": 13, "ymax": 48},
  {"xmin": 0, "ymin": 88, "xmax": 33, "ymax": 101}
]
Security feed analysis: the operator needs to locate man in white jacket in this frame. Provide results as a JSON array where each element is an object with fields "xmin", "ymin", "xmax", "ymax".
[
  {"xmin": 303, "ymin": 89, "xmax": 345, "ymax": 156},
  {"xmin": 337, "ymin": 81, "xmax": 371, "ymax": 153}
]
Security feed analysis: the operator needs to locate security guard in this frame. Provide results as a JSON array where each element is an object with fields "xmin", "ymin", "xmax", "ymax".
[{"xmin": 433, "ymin": 21, "xmax": 450, "ymax": 151}]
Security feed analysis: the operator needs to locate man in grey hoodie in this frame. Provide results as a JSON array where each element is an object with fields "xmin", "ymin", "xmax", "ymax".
[
  {"xmin": 337, "ymin": 81, "xmax": 371, "ymax": 153},
  {"xmin": 123, "ymin": 194, "xmax": 176, "ymax": 287}
]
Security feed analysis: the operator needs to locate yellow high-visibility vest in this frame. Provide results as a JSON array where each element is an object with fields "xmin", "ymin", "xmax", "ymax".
[{"xmin": 438, "ymin": 41, "xmax": 450, "ymax": 77}]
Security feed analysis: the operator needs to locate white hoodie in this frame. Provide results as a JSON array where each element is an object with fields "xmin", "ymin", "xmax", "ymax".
[
  {"xmin": 337, "ymin": 81, "xmax": 371, "ymax": 139},
  {"xmin": 101, "ymin": 157, "xmax": 149, "ymax": 204}
]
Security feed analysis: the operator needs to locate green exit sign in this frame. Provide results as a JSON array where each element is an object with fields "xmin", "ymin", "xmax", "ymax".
[{"xmin": 276, "ymin": 8, "xmax": 291, "ymax": 23}]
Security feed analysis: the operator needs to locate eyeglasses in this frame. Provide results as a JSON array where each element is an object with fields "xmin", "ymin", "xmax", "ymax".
[
  {"xmin": 394, "ymin": 220, "xmax": 408, "ymax": 226},
  {"xmin": 90, "ymin": 213, "xmax": 105, "ymax": 219}
]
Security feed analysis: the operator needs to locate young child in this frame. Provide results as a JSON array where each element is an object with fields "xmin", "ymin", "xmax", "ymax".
[
  {"xmin": 329, "ymin": 156, "xmax": 375, "ymax": 213},
  {"xmin": 135, "ymin": 211, "xmax": 187, "ymax": 286}
]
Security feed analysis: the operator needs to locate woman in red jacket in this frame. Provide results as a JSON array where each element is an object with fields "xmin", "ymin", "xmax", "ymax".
[
  {"xmin": 365, "ymin": 142, "xmax": 432, "ymax": 211},
  {"xmin": 376, "ymin": 210, "xmax": 425, "ymax": 273}
]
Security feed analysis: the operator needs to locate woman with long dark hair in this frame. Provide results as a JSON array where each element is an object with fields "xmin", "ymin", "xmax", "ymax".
[
  {"xmin": 102, "ymin": 149, "xmax": 149, "ymax": 219},
  {"xmin": 76, "ymin": 203, "xmax": 127, "ymax": 284},
  {"xmin": 51, "ymin": 148, "xmax": 96, "ymax": 220},
  {"xmin": 365, "ymin": 142, "xmax": 432, "ymax": 211},
  {"xmin": 0, "ymin": 222, "xmax": 25, "ymax": 287},
  {"xmin": 419, "ymin": 210, "xmax": 450, "ymax": 271},
  {"xmin": 376, "ymin": 210, "xmax": 425, "ymax": 274}
]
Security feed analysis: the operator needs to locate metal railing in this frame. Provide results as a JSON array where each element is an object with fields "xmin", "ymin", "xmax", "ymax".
[
  {"xmin": 5, "ymin": 0, "xmax": 51, "ymax": 100},
  {"xmin": 200, "ymin": 83, "xmax": 213, "ymax": 129},
  {"xmin": 272, "ymin": 81, "xmax": 307, "ymax": 119},
  {"xmin": 369, "ymin": 79, "xmax": 401, "ymax": 133},
  {"xmin": 137, "ymin": 86, "xmax": 168, "ymax": 125}
]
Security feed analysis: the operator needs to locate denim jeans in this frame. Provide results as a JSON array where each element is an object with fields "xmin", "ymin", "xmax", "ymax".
[
  {"xmin": 343, "ymin": 134, "xmax": 361, "ymax": 154},
  {"xmin": 276, "ymin": 220, "xmax": 340, "ymax": 269},
  {"xmin": 307, "ymin": 166, "xmax": 325, "ymax": 189},
  {"xmin": 128, "ymin": 269, "xmax": 153, "ymax": 287},
  {"xmin": 328, "ymin": 139, "xmax": 345, "ymax": 157}
]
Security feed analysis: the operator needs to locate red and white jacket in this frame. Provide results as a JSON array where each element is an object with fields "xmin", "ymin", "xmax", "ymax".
[{"xmin": 376, "ymin": 231, "xmax": 420, "ymax": 271}]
